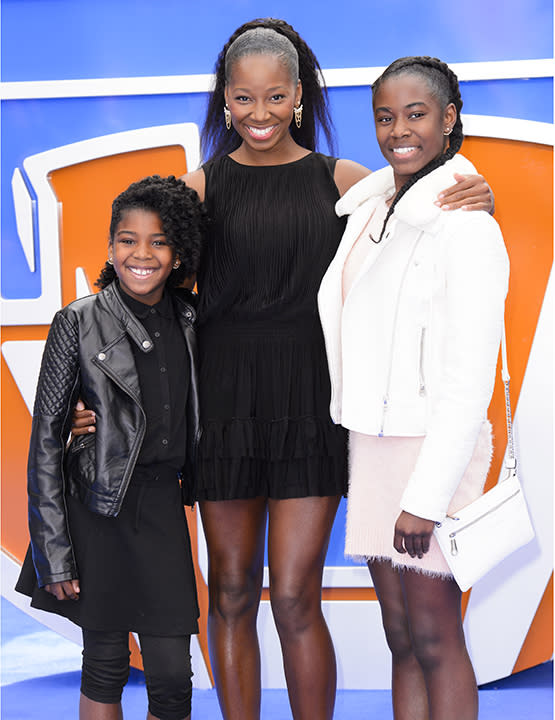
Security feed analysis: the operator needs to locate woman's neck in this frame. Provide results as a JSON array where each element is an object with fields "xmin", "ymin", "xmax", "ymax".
[{"xmin": 229, "ymin": 136, "xmax": 310, "ymax": 167}]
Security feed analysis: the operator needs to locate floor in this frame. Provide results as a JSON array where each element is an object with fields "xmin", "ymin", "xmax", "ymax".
[{"xmin": 1, "ymin": 597, "xmax": 552, "ymax": 718}]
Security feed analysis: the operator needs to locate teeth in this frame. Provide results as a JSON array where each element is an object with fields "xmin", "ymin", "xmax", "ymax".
[
  {"xmin": 129, "ymin": 267, "xmax": 154, "ymax": 276},
  {"xmin": 393, "ymin": 147, "xmax": 416, "ymax": 155},
  {"xmin": 248, "ymin": 125, "xmax": 276, "ymax": 138}
]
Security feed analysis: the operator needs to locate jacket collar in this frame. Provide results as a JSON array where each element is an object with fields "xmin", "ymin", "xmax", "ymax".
[
  {"xmin": 99, "ymin": 282, "xmax": 157, "ymax": 352},
  {"xmin": 99, "ymin": 282, "xmax": 197, "ymax": 353},
  {"xmin": 335, "ymin": 154, "xmax": 477, "ymax": 230}
]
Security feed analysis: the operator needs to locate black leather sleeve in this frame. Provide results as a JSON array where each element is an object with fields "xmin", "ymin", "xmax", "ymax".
[{"xmin": 27, "ymin": 310, "xmax": 80, "ymax": 587}]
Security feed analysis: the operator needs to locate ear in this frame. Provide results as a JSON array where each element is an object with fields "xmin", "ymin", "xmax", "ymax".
[
  {"xmin": 295, "ymin": 79, "xmax": 302, "ymax": 107},
  {"xmin": 107, "ymin": 239, "xmax": 114, "ymax": 262},
  {"xmin": 443, "ymin": 102, "xmax": 457, "ymax": 134}
]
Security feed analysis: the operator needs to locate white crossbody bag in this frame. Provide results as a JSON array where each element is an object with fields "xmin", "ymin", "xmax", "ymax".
[{"xmin": 433, "ymin": 325, "xmax": 535, "ymax": 591}]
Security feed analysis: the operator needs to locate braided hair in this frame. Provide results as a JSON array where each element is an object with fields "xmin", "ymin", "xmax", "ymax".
[
  {"xmin": 201, "ymin": 17, "xmax": 336, "ymax": 160},
  {"xmin": 372, "ymin": 56, "xmax": 464, "ymax": 242},
  {"xmin": 96, "ymin": 175, "xmax": 206, "ymax": 290}
]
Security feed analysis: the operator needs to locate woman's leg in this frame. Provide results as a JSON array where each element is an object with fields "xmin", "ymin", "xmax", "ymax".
[
  {"xmin": 402, "ymin": 570, "xmax": 478, "ymax": 720},
  {"xmin": 199, "ymin": 497, "xmax": 268, "ymax": 720},
  {"xmin": 80, "ymin": 629, "xmax": 129, "ymax": 720},
  {"xmin": 267, "ymin": 495, "xmax": 340, "ymax": 720},
  {"xmin": 369, "ymin": 560, "xmax": 429, "ymax": 720},
  {"xmin": 140, "ymin": 634, "xmax": 193, "ymax": 720}
]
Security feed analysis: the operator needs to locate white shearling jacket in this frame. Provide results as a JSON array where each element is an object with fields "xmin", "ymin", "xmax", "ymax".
[{"xmin": 318, "ymin": 155, "xmax": 510, "ymax": 521}]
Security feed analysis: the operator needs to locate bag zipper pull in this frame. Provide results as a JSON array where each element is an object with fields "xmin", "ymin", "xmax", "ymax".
[{"xmin": 450, "ymin": 536, "xmax": 458, "ymax": 556}]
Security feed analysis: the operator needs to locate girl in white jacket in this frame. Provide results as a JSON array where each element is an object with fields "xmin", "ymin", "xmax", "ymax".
[{"xmin": 318, "ymin": 57, "xmax": 509, "ymax": 720}]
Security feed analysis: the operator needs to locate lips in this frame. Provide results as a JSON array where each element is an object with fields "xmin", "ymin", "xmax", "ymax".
[
  {"xmin": 246, "ymin": 125, "xmax": 278, "ymax": 140},
  {"xmin": 127, "ymin": 266, "xmax": 156, "ymax": 278},
  {"xmin": 392, "ymin": 146, "xmax": 418, "ymax": 156}
]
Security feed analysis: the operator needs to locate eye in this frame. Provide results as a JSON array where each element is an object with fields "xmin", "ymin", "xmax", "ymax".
[
  {"xmin": 270, "ymin": 93, "xmax": 285, "ymax": 101},
  {"xmin": 152, "ymin": 239, "xmax": 169, "ymax": 247},
  {"xmin": 409, "ymin": 111, "xmax": 425, "ymax": 119},
  {"xmin": 117, "ymin": 237, "xmax": 135, "ymax": 245},
  {"xmin": 234, "ymin": 95, "xmax": 250, "ymax": 103},
  {"xmin": 376, "ymin": 115, "xmax": 392, "ymax": 124}
]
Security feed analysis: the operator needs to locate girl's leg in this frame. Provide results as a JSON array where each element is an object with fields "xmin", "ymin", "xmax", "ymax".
[
  {"xmin": 267, "ymin": 495, "xmax": 340, "ymax": 720},
  {"xmin": 80, "ymin": 629, "xmax": 129, "ymax": 720},
  {"xmin": 79, "ymin": 696, "xmax": 123, "ymax": 720},
  {"xmin": 139, "ymin": 634, "xmax": 193, "ymax": 720},
  {"xmin": 402, "ymin": 571, "xmax": 478, "ymax": 720},
  {"xmin": 369, "ymin": 560, "xmax": 429, "ymax": 720},
  {"xmin": 199, "ymin": 497, "xmax": 268, "ymax": 720}
]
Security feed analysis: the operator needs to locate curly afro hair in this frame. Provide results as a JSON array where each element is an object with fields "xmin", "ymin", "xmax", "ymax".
[{"xmin": 96, "ymin": 175, "xmax": 206, "ymax": 290}]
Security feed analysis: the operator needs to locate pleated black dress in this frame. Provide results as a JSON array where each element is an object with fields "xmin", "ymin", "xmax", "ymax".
[{"xmin": 195, "ymin": 152, "xmax": 349, "ymax": 500}]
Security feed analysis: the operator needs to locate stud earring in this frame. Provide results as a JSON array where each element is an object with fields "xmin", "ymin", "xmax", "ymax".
[
  {"xmin": 173, "ymin": 260, "xmax": 181, "ymax": 270},
  {"xmin": 294, "ymin": 104, "xmax": 303, "ymax": 129},
  {"xmin": 224, "ymin": 105, "xmax": 232, "ymax": 131},
  {"xmin": 443, "ymin": 127, "xmax": 453, "ymax": 136},
  {"xmin": 107, "ymin": 257, "xmax": 114, "ymax": 265}
]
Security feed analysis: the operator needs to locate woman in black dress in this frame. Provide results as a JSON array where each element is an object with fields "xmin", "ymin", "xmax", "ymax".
[{"xmin": 73, "ymin": 18, "xmax": 493, "ymax": 720}]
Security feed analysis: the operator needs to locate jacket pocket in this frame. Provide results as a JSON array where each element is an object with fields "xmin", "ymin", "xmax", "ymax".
[{"xmin": 65, "ymin": 433, "xmax": 96, "ymax": 498}]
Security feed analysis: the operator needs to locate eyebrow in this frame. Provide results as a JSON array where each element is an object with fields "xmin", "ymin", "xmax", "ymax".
[
  {"xmin": 233, "ymin": 85, "xmax": 287, "ymax": 92},
  {"xmin": 115, "ymin": 230, "xmax": 167, "ymax": 237},
  {"xmin": 375, "ymin": 101, "xmax": 428, "ymax": 112}
]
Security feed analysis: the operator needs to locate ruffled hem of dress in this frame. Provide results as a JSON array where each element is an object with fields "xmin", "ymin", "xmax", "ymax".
[
  {"xmin": 345, "ymin": 553, "xmax": 454, "ymax": 580},
  {"xmin": 198, "ymin": 415, "xmax": 346, "ymax": 461},
  {"xmin": 194, "ymin": 452, "xmax": 348, "ymax": 501}
]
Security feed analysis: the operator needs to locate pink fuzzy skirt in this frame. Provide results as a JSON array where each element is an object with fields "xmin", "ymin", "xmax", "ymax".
[{"xmin": 345, "ymin": 422, "xmax": 493, "ymax": 576}]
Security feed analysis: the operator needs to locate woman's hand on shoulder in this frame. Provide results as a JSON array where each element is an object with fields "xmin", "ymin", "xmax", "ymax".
[
  {"xmin": 436, "ymin": 172, "xmax": 494, "ymax": 214},
  {"xmin": 179, "ymin": 168, "xmax": 206, "ymax": 203},
  {"xmin": 45, "ymin": 579, "xmax": 80, "ymax": 601},
  {"xmin": 334, "ymin": 159, "xmax": 371, "ymax": 197},
  {"xmin": 393, "ymin": 510, "xmax": 435, "ymax": 559}
]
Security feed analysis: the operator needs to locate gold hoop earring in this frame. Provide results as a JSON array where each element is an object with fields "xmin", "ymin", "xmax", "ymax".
[
  {"xmin": 224, "ymin": 105, "xmax": 232, "ymax": 131},
  {"xmin": 443, "ymin": 127, "xmax": 453, "ymax": 136},
  {"xmin": 294, "ymin": 104, "xmax": 303, "ymax": 129}
]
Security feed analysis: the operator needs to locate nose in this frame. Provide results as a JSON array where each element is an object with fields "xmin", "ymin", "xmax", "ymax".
[
  {"xmin": 133, "ymin": 239, "xmax": 152, "ymax": 259},
  {"xmin": 251, "ymin": 99, "xmax": 270, "ymax": 122},
  {"xmin": 391, "ymin": 116, "xmax": 410, "ymax": 138}
]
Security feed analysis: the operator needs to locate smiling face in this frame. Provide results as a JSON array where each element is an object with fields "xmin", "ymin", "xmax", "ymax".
[
  {"xmin": 373, "ymin": 72, "xmax": 457, "ymax": 192},
  {"xmin": 225, "ymin": 53, "xmax": 302, "ymax": 161},
  {"xmin": 110, "ymin": 208, "xmax": 177, "ymax": 306}
]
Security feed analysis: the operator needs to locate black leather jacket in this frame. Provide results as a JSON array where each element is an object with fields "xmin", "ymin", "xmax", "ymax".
[{"xmin": 27, "ymin": 281, "xmax": 200, "ymax": 587}]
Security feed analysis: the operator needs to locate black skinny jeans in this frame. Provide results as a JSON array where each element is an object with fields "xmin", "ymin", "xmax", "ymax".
[{"xmin": 81, "ymin": 629, "xmax": 193, "ymax": 719}]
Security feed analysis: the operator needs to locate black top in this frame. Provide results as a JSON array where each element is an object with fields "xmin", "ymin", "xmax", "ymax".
[
  {"xmin": 120, "ymin": 288, "xmax": 189, "ymax": 470},
  {"xmin": 197, "ymin": 152, "xmax": 348, "ymax": 328}
]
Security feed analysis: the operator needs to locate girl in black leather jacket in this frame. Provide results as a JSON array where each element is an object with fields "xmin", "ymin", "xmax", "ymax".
[{"xmin": 16, "ymin": 175, "xmax": 206, "ymax": 720}]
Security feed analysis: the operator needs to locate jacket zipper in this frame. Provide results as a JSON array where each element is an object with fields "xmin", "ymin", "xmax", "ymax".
[
  {"xmin": 438, "ymin": 487, "xmax": 521, "ymax": 556},
  {"xmin": 379, "ymin": 232, "xmax": 424, "ymax": 436},
  {"xmin": 418, "ymin": 327, "xmax": 426, "ymax": 397}
]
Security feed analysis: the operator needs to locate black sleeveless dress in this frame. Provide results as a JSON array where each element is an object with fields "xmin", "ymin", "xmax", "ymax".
[{"xmin": 195, "ymin": 152, "xmax": 348, "ymax": 500}]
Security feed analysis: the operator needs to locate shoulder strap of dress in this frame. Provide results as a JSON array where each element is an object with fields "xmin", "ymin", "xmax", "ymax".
[{"xmin": 318, "ymin": 153, "xmax": 338, "ymax": 175}]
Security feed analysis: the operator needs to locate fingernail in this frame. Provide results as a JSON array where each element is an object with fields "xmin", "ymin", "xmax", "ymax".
[
  {"xmin": 438, "ymin": 193, "xmax": 445, "ymax": 199},
  {"xmin": 88, "ymin": 427, "xmax": 96, "ymax": 433},
  {"xmin": 76, "ymin": 401, "xmax": 84, "ymax": 410},
  {"xmin": 441, "ymin": 204, "xmax": 450, "ymax": 211},
  {"xmin": 461, "ymin": 205, "xmax": 468, "ymax": 211},
  {"xmin": 434, "ymin": 200, "xmax": 441, "ymax": 207}
]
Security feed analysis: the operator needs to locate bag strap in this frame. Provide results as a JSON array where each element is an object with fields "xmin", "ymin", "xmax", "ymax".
[{"xmin": 501, "ymin": 321, "xmax": 517, "ymax": 472}]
